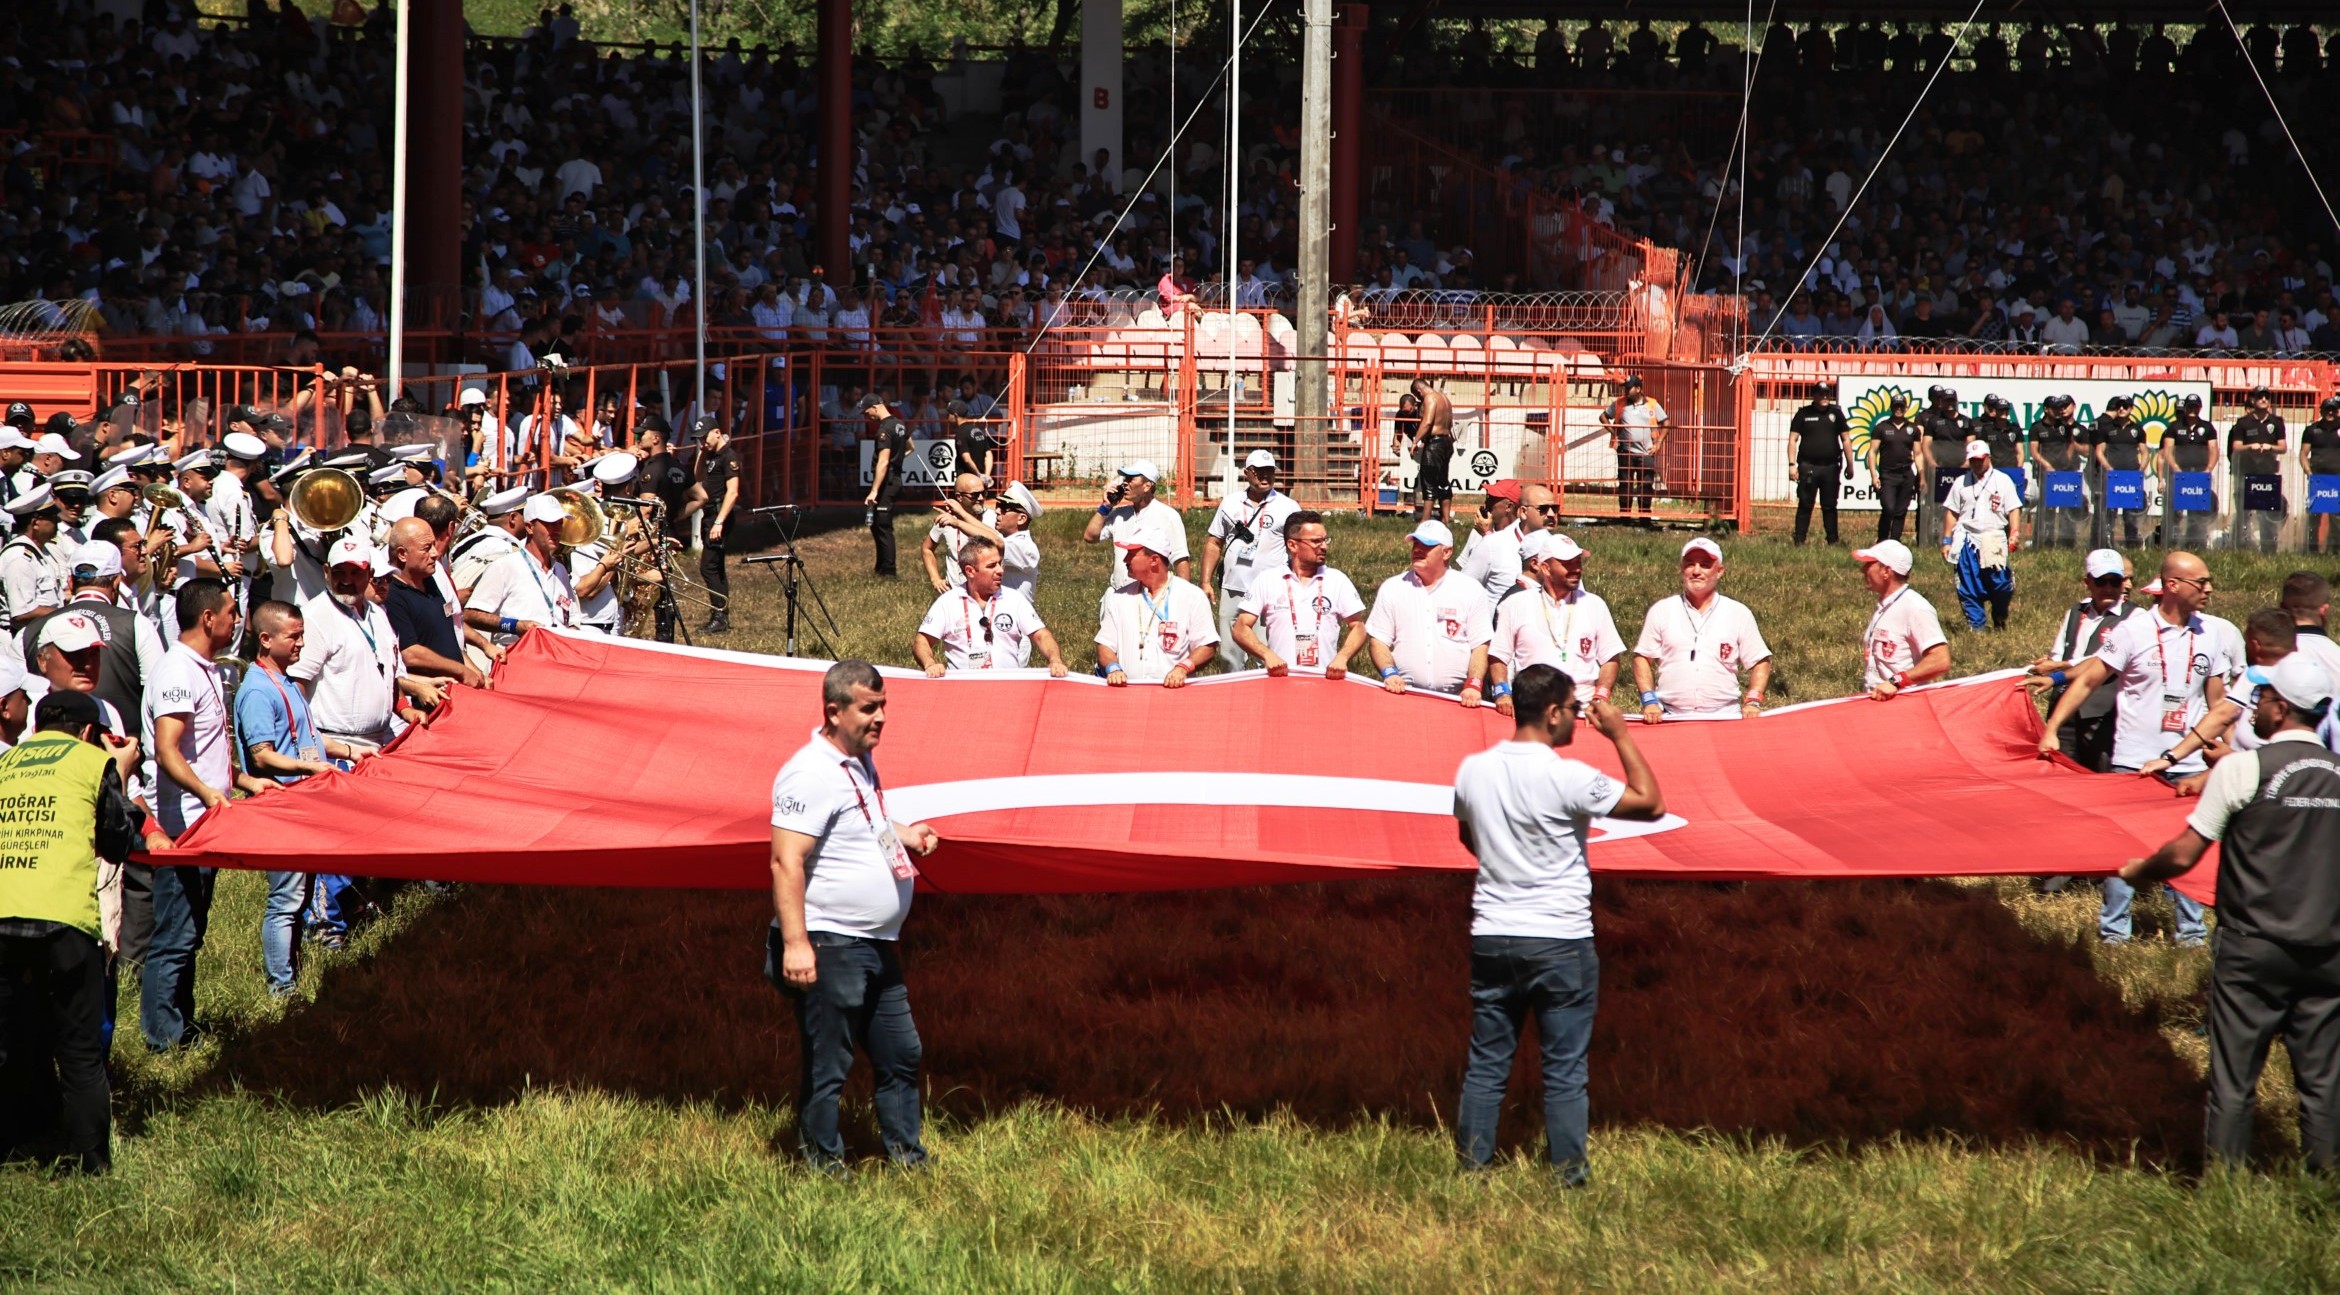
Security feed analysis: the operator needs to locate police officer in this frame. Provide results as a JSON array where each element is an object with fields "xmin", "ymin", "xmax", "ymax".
[
  {"xmin": 2159, "ymin": 393, "xmax": 2220, "ymax": 549},
  {"xmin": 1787, "ymin": 384, "xmax": 1852, "ymax": 545},
  {"xmin": 860, "ymin": 394, "xmax": 912, "ymax": 578},
  {"xmin": 2120, "ymin": 656, "xmax": 2340, "ymax": 1170},
  {"xmin": 1865, "ymin": 393, "xmax": 1922, "ymax": 543},
  {"xmin": 2028, "ymin": 394, "xmax": 2086, "ymax": 548},
  {"xmin": 1973, "ymin": 393, "xmax": 2024, "ymax": 477},
  {"xmin": 0, "ymin": 690, "xmax": 143, "ymax": 1175},
  {"xmin": 2300, "ymin": 395, "xmax": 2340, "ymax": 554},
  {"xmin": 1914, "ymin": 384, "xmax": 1971, "ymax": 549},
  {"xmin": 2229, "ymin": 385, "xmax": 2289, "ymax": 553},
  {"xmin": 2093, "ymin": 395, "xmax": 2148, "ymax": 547}
]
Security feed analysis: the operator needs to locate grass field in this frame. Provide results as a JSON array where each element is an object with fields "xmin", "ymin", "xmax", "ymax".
[{"xmin": 6, "ymin": 507, "xmax": 2340, "ymax": 1292}]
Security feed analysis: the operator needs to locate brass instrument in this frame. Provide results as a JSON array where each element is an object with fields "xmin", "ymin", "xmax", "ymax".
[
  {"xmin": 141, "ymin": 482, "xmax": 191, "ymax": 512},
  {"xmin": 547, "ymin": 487, "xmax": 606, "ymax": 549},
  {"xmin": 604, "ymin": 494, "xmax": 722, "ymax": 638},
  {"xmin": 286, "ymin": 467, "xmax": 366, "ymax": 533}
]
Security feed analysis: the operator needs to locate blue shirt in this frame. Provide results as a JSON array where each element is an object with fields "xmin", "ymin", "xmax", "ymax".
[{"xmin": 234, "ymin": 666, "xmax": 326, "ymax": 785}]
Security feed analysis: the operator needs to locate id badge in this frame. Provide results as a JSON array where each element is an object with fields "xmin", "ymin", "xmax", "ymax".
[
  {"xmin": 965, "ymin": 650, "xmax": 991, "ymax": 669},
  {"xmin": 2160, "ymin": 690, "xmax": 2189, "ymax": 734},
  {"xmin": 878, "ymin": 822, "xmax": 917, "ymax": 881},
  {"xmin": 1294, "ymin": 634, "xmax": 1319, "ymax": 668}
]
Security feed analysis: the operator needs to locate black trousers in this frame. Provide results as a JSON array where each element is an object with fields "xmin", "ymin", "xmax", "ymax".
[
  {"xmin": 1617, "ymin": 450, "xmax": 1656, "ymax": 517},
  {"xmin": 870, "ymin": 505, "xmax": 898, "ymax": 576},
  {"xmin": 2205, "ymin": 929, "xmax": 2340, "ymax": 1171},
  {"xmin": 700, "ymin": 530, "xmax": 730, "ymax": 615},
  {"xmin": 2055, "ymin": 709, "xmax": 2117, "ymax": 773},
  {"xmin": 1793, "ymin": 464, "xmax": 1841, "ymax": 543},
  {"xmin": 1875, "ymin": 471, "xmax": 1916, "ymax": 541},
  {"xmin": 117, "ymin": 862, "xmax": 153, "ymax": 972},
  {"xmin": 0, "ymin": 926, "xmax": 111, "ymax": 1174}
]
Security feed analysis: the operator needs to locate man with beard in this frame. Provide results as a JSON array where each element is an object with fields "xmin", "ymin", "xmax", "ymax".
[{"xmin": 1488, "ymin": 532, "xmax": 1625, "ymax": 714}]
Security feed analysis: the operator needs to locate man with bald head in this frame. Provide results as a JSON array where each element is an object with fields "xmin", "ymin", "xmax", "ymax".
[
  {"xmin": 379, "ymin": 518, "xmax": 486, "ymax": 690},
  {"xmin": 922, "ymin": 473, "xmax": 995, "ymax": 593},
  {"xmin": 2041, "ymin": 550, "xmax": 2245, "ymax": 945}
]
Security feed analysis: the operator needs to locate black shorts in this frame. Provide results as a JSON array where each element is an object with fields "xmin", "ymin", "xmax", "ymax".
[{"xmin": 1417, "ymin": 437, "xmax": 1455, "ymax": 501}]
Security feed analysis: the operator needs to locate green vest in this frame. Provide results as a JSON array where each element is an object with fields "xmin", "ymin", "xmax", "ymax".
[{"xmin": 0, "ymin": 731, "xmax": 110, "ymax": 939}]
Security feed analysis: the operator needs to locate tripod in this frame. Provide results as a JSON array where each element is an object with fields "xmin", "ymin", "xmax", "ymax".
[{"xmin": 744, "ymin": 506, "xmax": 838, "ymax": 657}]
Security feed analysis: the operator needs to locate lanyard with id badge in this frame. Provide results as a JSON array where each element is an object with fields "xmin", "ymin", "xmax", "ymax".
[
  {"xmin": 841, "ymin": 757, "xmax": 917, "ymax": 881},
  {"xmin": 1282, "ymin": 573, "xmax": 1326, "ymax": 668},
  {"xmin": 2154, "ymin": 622, "xmax": 2198, "ymax": 734}
]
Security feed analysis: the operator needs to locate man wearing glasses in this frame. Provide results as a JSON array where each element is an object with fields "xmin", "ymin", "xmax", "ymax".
[
  {"xmin": 922, "ymin": 473, "xmax": 996, "ymax": 594},
  {"xmin": 2040, "ymin": 551, "xmax": 2244, "ymax": 945},
  {"xmin": 2025, "ymin": 549, "xmax": 2137, "ymax": 773},
  {"xmin": 911, "ymin": 537, "xmax": 1068, "ymax": 677},
  {"xmin": 1230, "ymin": 510, "xmax": 1366, "ymax": 678},
  {"xmin": 1487, "ymin": 532, "xmax": 1625, "ymax": 715}
]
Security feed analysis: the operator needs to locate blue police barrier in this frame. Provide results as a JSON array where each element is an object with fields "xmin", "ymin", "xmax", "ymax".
[
  {"xmin": 2104, "ymin": 470, "xmax": 2146, "ymax": 511},
  {"xmin": 2171, "ymin": 471, "xmax": 2215, "ymax": 513},
  {"xmin": 2043, "ymin": 471, "xmax": 2085, "ymax": 509}
]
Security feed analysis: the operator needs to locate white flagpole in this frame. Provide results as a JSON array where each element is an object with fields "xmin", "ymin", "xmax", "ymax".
[{"xmin": 387, "ymin": 0, "xmax": 410, "ymax": 400}]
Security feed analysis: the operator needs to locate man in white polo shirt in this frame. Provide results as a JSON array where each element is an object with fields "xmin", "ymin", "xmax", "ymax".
[
  {"xmin": 1231, "ymin": 509, "xmax": 1366, "ymax": 677},
  {"xmin": 294, "ymin": 535, "xmax": 432, "ymax": 751},
  {"xmin": 1366, "ymin": 519, "xmax": 1492, "ymax": 704},
  {"xmin": 1202, "ymin": 449, "xmax": 1302, "ymax": 671},
  {"xmin": 1452, "ymin": 663, "xmax": 1664, "ymax": 1186},
  {"xmin": 767, "ymin": 660, "xmax": 940, "ymax": 1171},
  {"xmin": 463, "ymin": 494, "xmax": 583, "ymax": 646},
  {"xmin": 1082, "ymin": 459, "xmax": 1190, "ymax": 587},
  {"xmin": 1853, "ymin": 539, "xmax": 1951, "ymax": 701},
  {"xmin": 1096, "ymin": 525, "xmax": 1217, "ymax": 686},
  {"xmin": 1632, "ymin": 537, "xmax": 1771, "ymax": 721},
  {"xmin": 912, "ymin": 536, "xmax": 1069, "ymax": 676},
  {"xmin": 921, "ymin": 473, "xmax": 997, "ymax": 594},
  {"xmin": 1489, "ymin": 531, "xmax": 1626, "ymax": 714},
  {"xmin": 2040, "ymin": 549, "xmax": 2241, "ymax": 945}
]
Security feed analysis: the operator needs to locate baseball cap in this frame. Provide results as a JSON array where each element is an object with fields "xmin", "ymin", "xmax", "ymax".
[
  {"xmin": 370, "ymin": 549, "xmax": 397, "ymax": 578},
  {"xmin": 1117, "ymin": 459, "xmax": 1162, "ymax": 482},
  {"xmin": 1854, "ymin": 539, "xmax": 1914, "ymax": 576},
  {"xmin": 69, "ymin": 538, "xmax": 124, "ymax": 582},
  {"xmin": 3, "ymin": 401, "xmax": 33, "ymax": 428},
  {"xmin": 1681, "ymin": 537, "xmax": 1723, "ymax": 562},
  {"xmin": 33, "ymin": 690, "xmax": 103, "ymax": 731},
  {"xmin": 1963, "ymin": 439, "xmax": 1990, "ymax": 460},
  {"xmin": 0, "ymin": 427, "xmax": 33, "ymax": 452},
  {"xmin": 457, "ymin": 387, "xmax": 490, "ymax": 407},
  {"xmin": 2084, "ymin": 548, "xmax": 2126, "ymax": 579},
  {"xmin": 1483, "ymin": 478, "xmax": 1521, "ymax": 503},
  {"xmin": 1520, "ymin": 531, "xmax": 1583, "ymax": 564},
  {"xmin": 1113, "ymin": 524, "xmax": 1177, "ymax": 560},
  {"xmin": 997, "ymin": 480, "xmax": 1041, "ymax": 516},
  {"xmin": 1407, "ymin": 519, "xmax": 1455, "ymax": 548},
  {"xmin": 2246, "ymin": 656, "xmax": 2334, "ymax": 714},
  {"xmin": 522, "ymin": 493, "xmax": 569, "ymax": 524},
  {"xmin": 33, "ymin": 433, "xmax": 81, "ymax": 461},
  {"xmin": 37, "ymin": 610, "xmax": 103, "ymax": 654},
  {"xmin": 326, "ymin": 534, "xmax": 373, "ymax": 568},
  {"xmin": 1243, "ymin": 448, "xmax": 1277, "ymax": 470}
]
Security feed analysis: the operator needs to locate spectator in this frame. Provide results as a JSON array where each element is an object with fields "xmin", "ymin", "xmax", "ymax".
[{"xmin": 141, "ymin": 577, "xmax": 239, "ymax": 1053}]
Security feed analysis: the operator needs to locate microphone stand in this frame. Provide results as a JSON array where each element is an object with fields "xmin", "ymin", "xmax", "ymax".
[{"xmin": 744, "ymin": 505, "xmax": 837, "ymax": 657}]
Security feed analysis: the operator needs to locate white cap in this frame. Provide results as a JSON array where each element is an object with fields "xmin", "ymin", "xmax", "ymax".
[
  {"xmin": 68, "ymin": 539, "xmax": 123, "ymax": 581},
  {"xmin": 1113, "ymin": 524, "xmax": 1177, "ymax": 560},
  {"xmin": 2084, "ymin": 548, "xmax": 2127, "ymax": 579},
  {"xmin": 172, "ymin": 448, "xmax": 214, "ymax": 474},
  {"xmin": 1117, "ymin": 459, "xmax": 1161, "ymax": 481},
  {"xmin": 89, "ymin": 466, "xmax": 132, "ymax": 496},
  {"xmin": 4, "ymin": 483, "xmax": 53, "ymax": 516},
  {"xmin": 221, "ymin": 431, "xmax": 269, "ymax": 460},
  {"xmin": 457, "ymin": 386, "xmax": 489, "ymax": 407},
  {"xmin": 1964, "ymin": 438, "xmax": 1990, "ymax": 460},
  {"xmin": 326, "ymin": 534, "xmax": 373, "ymax": 568},
  {"xmin": 590, "ymin": 451, "xmax": 640, "ymax": 486},
  {"xmin": 370, "ymin": 549, "xmax": 398, "ymax": 578},
  {"xmin": 478, "ymin": 486, "xmax": 529, "ymax": 517},
  {"xmin": 0, "ymin": 427, "xmax": 32, "ymax": 452},
  {"xmin": 378, "ymin": 487, "xmax": 428, "ymax": 524},
  {"xmin": 34, "ymin": 433, "xmax": 81, "ymax": 461},
  {"xmin": 1681, "ymin": 537, "xmax": 1724, "ymax": 562},
  {"xmin": 522, "ymin": 493, "xmax": 569, "ymax": 524},
  {"xmin": 1854, "ymin": 538, "xmax": 1914, "ymax": 576},
  {"xmin": 104, "ymin": 441, "xmax": 162, "ymax": 468},
  {"xmin": 997, "ymin": 480, "xmax": 1041, "ymax": 516},
  {"xmin": 387, "ymin": 442, "xmax": 435, "ymax": 461},
  {"xmin": 1533, "ymin": 531, "xmax": 1585, "ymax": 563},
  {"xmin": 36, "ymin": 610, "xmax": 103, "ymax": 654},
  {"xmin": 367, "ymin": 463, "xmax": 408, "ymax": 486},
  {"xmin": 1243, "ymin": 448, "xmax": 1277, "ymax": 470},
  {"xmin": 1407, "ymin": 519, "xmax": 1455, "ymax": 548},
  {"xmin": 2247, "ymin": 656, "xmax": 2336, "ymax": 713}
]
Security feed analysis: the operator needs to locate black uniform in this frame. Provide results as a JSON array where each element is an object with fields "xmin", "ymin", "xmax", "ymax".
[
  {"xmin": 2229, "ymin": 411, "xmax": 2288, "ymax": 551},
  {"xmin": 1788, "ymin": 400, "xmax": 1850, "ymax": 545},
  {"xmin": 869, "ymin": 416, "xmax": 912, "ymax": 576},
  {"xmin": 1972, "ymin": 415, "xmax": 2023, "ymax": 473},
  {"xmin": 2029, "ymin": 415, "xmax": 2084, "ymax": 549},
  {"xmin": 1869, "ymin": 415, "xmax": 1921, "ymax": 542},
  {"xmin": 2198, "ymin": 735, "xmax": 2340, "ymax": 1170},
  {"xmin": 2094, "ymin": 416, "xmax": 2147, "ymax": 546},
  {"xmin": 1914, "ymin": 404, "xmax": 1971, "ymax": 548},
  {"xmin": 2162, "ymin": 416, "xmax": 2219, "ymax": 546},
  {"xmin": 696, "ymin": 443, "xmax": 739, "ymax": 622}
]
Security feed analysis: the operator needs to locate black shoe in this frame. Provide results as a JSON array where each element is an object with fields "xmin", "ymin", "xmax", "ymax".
[{"xmin": 704, "ymin": 616, "xmax": 731, "ymax": 634}]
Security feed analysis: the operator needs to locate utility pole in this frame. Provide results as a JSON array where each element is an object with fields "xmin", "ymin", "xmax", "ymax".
[{"xmin": 1294, "ymin": 0, "xmax": 1332, "ymax": 495}]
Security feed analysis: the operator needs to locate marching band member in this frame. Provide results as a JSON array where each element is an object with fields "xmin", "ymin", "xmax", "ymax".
[
  {"xmin": 0, "ymin": 484, "xmax": 69, "ymax": 629},
  {"xmin": 463, "ymin": 494, "xmax": 583, "ymax": 645},
  {"xmin": 449, "ymin": 487, "xmax": 530, "ymax": 600}
]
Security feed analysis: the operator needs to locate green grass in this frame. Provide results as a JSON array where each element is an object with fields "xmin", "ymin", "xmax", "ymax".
[{"xmin": 7, "ymin": 510, "xmax": 2340, "ymax": 1292}]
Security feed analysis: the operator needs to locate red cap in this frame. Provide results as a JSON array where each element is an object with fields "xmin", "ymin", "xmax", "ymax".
[{"xmin": 1484, "ymin": 479, "xmax": 1521, "ymax": 503}]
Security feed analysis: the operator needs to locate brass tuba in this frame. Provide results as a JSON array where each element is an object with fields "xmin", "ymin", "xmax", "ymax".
[
  {"xmin": 547, "ymin": 487, "xmax": 606, "ymax": 548},
  {"xmin": 287, "ymin": 467, "xmax": 365, "ymax": 532}
]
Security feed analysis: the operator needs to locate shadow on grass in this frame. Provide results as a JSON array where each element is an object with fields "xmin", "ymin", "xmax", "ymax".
[{"xmin": 176, "ymin": 874, "xmax": 2205, "ymax": 1168}]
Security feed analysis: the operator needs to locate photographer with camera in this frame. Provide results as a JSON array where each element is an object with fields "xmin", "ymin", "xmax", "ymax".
[
  {"xmin": 1082, "ymin": 460, "xmax": 1189, "ymax": 590},
  {"xmin": 1202, "ymin": 450, "xmax": 1300, "ymax": 671}
]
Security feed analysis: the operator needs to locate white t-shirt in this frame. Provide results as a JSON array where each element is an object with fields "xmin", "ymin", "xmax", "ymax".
[
  {"xmin": 1206, "ymin": 490, "xmax": 1302, "ymax": 596},
  {"xmin": 2189, "ymin": 730, "xmax": 2334, "ymax": 841},
  {"xmin": 917, "ymin": 586, "xmax": 1046, "ymax": 670},
  {"xmin": 770, "ymin": 733, "xmax": 914, "ymax": 940},
  {"xmin": 1491, "ymin": 587, "xmax": 1626, "ymax": 691},
  {"xmin": 1454, "ymin": 739, "xmax": 1626, "ymax": 939},
  {"xmin": 1942, "ymin": 468, "xmax": 2022, "ymax": 550},
  {"xmin": 144, "ymin": 640, "xmax": 232, "ymax": 837},
  {"xmin": 449, "ymin": 526, "xmax": 522, "ymax": 595},
  {"xmin": 1236, "ymin": 567, "xmax": 1365, "ymax": 670},
  {"xmin": 1633, "ymin": 593, "xmax": 1771, "ymax": 714},
  {"xmin": 1862, "ymin": 586, "xmax": 1948, "ymax": 690},
  {"xmin": 999, "ymin": 530, "xmax": 1041, "ymax": 602},
  {"xmin": 1100, "ymin": 499, "xmax": 1189, "ymax": 584},
  {"xmin": 1095, "ymin": 576, "xmax": 1218, "ymax": 683},
  {"xmin": 570, "ymin": 543, "xmax": 621, "ymax": 630},
  {"xmin": 926, "ymin": 509, "xmax": 998, "ymax": 589},
  {"xmin": 2089, "ymin": 608, "xmax": 2246, "ymax": 773},
  {"xmin": 1365, "ymin": 569, "xmax": 1494, "ymax": 693},
  {"xmin": 465, "ymin": 547, "xmax": 581, "ymax": 644},
  {"xmin": 290, "ymin": 593, "xmax": 400, "ymax": 737},
  {"xmin": 1457, "ymin": 522, "xmax": 1526, "ymax": 603}
]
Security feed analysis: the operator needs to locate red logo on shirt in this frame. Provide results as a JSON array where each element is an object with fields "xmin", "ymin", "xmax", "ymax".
[
  {"xmin": 1440, "ymin": 616, "xmax": 1464, "ymax": 639},
  {"xmin": 1578, "ymin": 636, "xmax": 1594, "ymax": 658},
  {"xmin": 1718, "ymin": 643, "xmax": 1735, "ymax": 663},
  {"xmin": 1159, "ymin": 622, "xmax": 1181, "ymax": 652}
]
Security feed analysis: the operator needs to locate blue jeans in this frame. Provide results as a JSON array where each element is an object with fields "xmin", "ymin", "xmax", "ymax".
[
  {"xmin": 309, "ymin": 874, "xmax": 356, "ymax": 938},
  {"xmin": 2101, "ymin": 875, "xmax": 2208, "ymax": 945},
  {"xmin": 261, "ymin": 872, "xmax": 311, "ymax": 994},
  {"xmin": 1456, "ymin": 935, "xmax": 1598, "ymax": 1182},
  {"xmin": 141, "ymin": 865, "xmax": 215, "ymax": 1051},
  {"xmin": 767, "ymin": 927, "xmax": 926, "ymax": 1168}
]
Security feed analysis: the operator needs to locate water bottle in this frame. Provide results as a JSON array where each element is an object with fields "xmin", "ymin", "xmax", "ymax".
[{"xmin": 863, "ymin": 506, "xmax": 875, "ymax": 528}]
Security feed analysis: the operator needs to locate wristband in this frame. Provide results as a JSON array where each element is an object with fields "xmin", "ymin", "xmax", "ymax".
[
  {"xmin": 1463, "ymin": 678, "xmax": 1484, "ymax": 693},
  {"xmin": 2048, "ymin": 669, "xmax": 2068, "ymax": 687},
  {"xmin": 1640, "ymin": 690, "xmax": 1661, "ymax": 707},
  {"xmin": 1743, "ymin": 692, "xmax": 1764, "ymax": 704},
  {"xmin": 499, "ymin": 616, "xmax": 518, "ymax": 634},
  {"xmin": 1488, "ymin": 683, "xmax": 1510, "ymax": 698},
  {"xmin": 1096, "ymin": 503, "xmax": 1115, "ymax": 517},
  {"xmin": 1592, "ymin": 687, "xmax": 1610, "ymax": 701},
  {"xmin": 1892, "ymin": 671, "xmax": 1909, "ymax": 688},
  {"xmin": 1380, "ymin": 665, "xmax": 1401, "ymax": 680}
]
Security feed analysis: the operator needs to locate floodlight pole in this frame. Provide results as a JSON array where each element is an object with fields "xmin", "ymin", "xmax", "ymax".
[
  {"xmin": 690, "ymin": 0, "xmax": 709, "ymax": 421},
  {"xmin": 1224, "ymin": 0, "xmax": 1240, "ymax": 495},
  {"xmin": 1295, "ymin": 0, "xmax": 1331, "ymax": 491},
  {"xmin": 387, "ymin": 0, "xmax": 410, "ymax": 400}
]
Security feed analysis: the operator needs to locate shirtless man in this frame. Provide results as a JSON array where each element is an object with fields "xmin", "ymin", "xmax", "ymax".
[{"xmin": 1411, "ymin": 377, "xmax": 1455, "ymax": 525}]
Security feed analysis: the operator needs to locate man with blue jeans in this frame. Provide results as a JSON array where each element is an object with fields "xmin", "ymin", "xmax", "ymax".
[
  {"xmin": 234, "ymin": 601, "xmax": 369, "ymax": 995},
  {"xmin": 768, "ymin": 660, "xmax": 941, "ymax": 1171},
  {"xmin": 1453, "ymin": 663, "xmax": 1665, "ymax": 1185},
  {"xmin": 141, "ymin": 577, "xmax": 240, "ymax": 1051}
]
